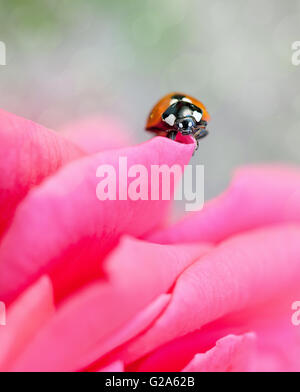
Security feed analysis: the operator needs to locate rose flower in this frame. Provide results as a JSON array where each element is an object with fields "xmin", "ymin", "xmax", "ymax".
[{"xmin": 0, "ymin": 109, "xmax": 300, "ymax": 372}]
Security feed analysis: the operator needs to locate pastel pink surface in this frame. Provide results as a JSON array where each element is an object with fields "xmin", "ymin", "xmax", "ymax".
[
  {"xmin": 249, "ymin": 313, "xmax": 300, "ymax": 372},
  {"xmin": 2, "ymin": 108, "xmax": 300, "ymax": 374},
  {"xmin": 0, "ymin": 109, "xmax": 84, "ymax": 237},
  {"xmin": 0, "ymin": 276, "xmax": 54, "ymax": 371},
  {"xmin": 10, "ymin": 238, "xmax": 209, "ymax": 371},
  {"xmin": 60, "ymin": 115, "xmax": 134, "ymax": 153},
  {"xmin": 104, "ymin": 224, "xmax": 300, "ymax": 367},
  {"xmin": 134, "ymin": 293, "xmax": 300, "ymax": 372},
  {"xmin": 129, "ymin": 324, "xmax": 227, "ymax": 372},
  {"xmin": 86, "ymin": 294, "xmax": 171, "ymax": 372},
  {"xmin": 0, "ymin": 137, "xmax": 194, "ymax": 304},
  {"xmin": 181, "ymin": 334, "xmax": 256, "ymax": 372},
  {"xmin": 149, "ymin": 165, "xmax": 300, "ymax": 244},
  {"xmin": 98, "ymin": 361, "xmax": 124, "ymax": 372}
]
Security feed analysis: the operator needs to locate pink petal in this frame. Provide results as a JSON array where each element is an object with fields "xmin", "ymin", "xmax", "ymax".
[
  {"xmin": 131, "ymin": 296, "xmax": 300, "ymax": 372},
  {"xmin": 13, "ymin": 294, "xmax": 170, "ymax": 372},
  {"xmin": 149, "ymin": 165, "xmax": 300, "ymax": 244},
  {"xmin": 0, "ymin": 109, "xmax": 84, "ymax": 237},
  {"xmin": 104, "ymin": 236, "xmax": 211, "ymax": 312},
  {"xmin": 86, "ymin": 294, "xmax": 171, "ymax": 372},
  {"xmin": 181, "ymin": 333, "xmax": 256, "ymax": 372},
  {"xmin": 60, "ymin": 116, "xmax": 134, "ymax": 153},
  {"xmin": 218, "ymin": 300, "xmax": 300, "ymax": 372},
  {"xmin": 0, "ymin": 276, "xmax": 54, "ymax": 371},
  {"xmin": 10, "ymin": 237, "xmax": 209, "ymax": 371},
  {"xmin": 127, "ymin": 324, "xmax": 229, "ymax": 372},
  {"xmin": 0, "ymin": 137, "xmax": 194, "ymax": 304},
  {"xmin": 252, "ymin": 320, "xmax": 300, "ymax": 372},
  {"xmin": 105, "ymin": 224, "xmax": 300, "ymax": 365},
  {"xmin": 98, "ymin": 361, "xmax": 124, "ymax": 372}
]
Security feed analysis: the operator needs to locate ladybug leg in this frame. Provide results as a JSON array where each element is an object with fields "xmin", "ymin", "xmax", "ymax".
[
  {"xmin": 167, "ymin": 130, "xmax": 178, "ymax": 141},
  {"xmin": 190, "ymin": 138, "xmax": 198, "ymax": 157},
  {"xmin": 194, "ymin": 130, "xmax": 208, "ymax": 154},
  {"xmin": 194, "ymin": 129, "xmax": 209, "ymax": 139},
  {"xmin": 194, "ymin": 138, "xmax": 199, "ymax": 154}
]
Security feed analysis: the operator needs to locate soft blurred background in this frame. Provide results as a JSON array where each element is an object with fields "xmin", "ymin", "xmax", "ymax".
[{"xmin": 0, "ymin": 0, "xmax": 299, "ymax": 200}]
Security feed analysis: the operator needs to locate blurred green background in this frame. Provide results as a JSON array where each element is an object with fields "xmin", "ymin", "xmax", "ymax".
[{"xmin": 0, "ymin": 0, "xmax": 299, "ymax": 199}]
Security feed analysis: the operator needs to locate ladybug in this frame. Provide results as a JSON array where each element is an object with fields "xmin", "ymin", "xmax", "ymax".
[{"xmin": 146, "ymin": 92, "xmax": 210, "ymax": 151}]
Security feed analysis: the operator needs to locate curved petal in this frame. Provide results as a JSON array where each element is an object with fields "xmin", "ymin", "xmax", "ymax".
[
  {"xmin": 149, "ymin": 165, "xmax": 300, "ymax": 244},
  {"xmin": 10, "ymin": 237, "xmax": 210, "ymax": 371},
  {"xmin": 105, "ymin": 224, "xmax": 300, "ymax": 365},
  {"xmin": 0, "ymin": 109, "xmax": 84, "ymax": 237},
  {"xmin": 181, "ymin": 333, "xmax": 256, "ymax": 372},
  {"xmin": 84, "ymin": 294, "xmax": 171, "ymax": 372},
  {"xmin": 60, "ymin": 115, "xmax": 134, "ymax": 154},
  {"xmin": 103, "ymin": 236, "xmax": 212, "ymax": 310},
  {"xmin": 0, "ymin": 276, "xmax": 54, "ymax": 371},
  {"xmin": 251, "ymin": 319, "xmax": 300, "ymax": 372},
  {"xmin": 98, "ymin": 361, "xmax": 124, "ymax": 372},
  {"xmin": 218, "ymin": 301, "xmax": 300, "ymax": 372},
  {"xmin": 12, "ymin": 293, "xmax": 170, "ymax": 372},
  {"xmin": 127, "ymin": 323, "xmax": 228, "ymax": 372},
  {"xmin": 130, "ymin": 297, "xmax": 300, "ymax": 372},
  {"xmin": 0, "ymin": 137, "xmax": 194, "ymax": 304}
]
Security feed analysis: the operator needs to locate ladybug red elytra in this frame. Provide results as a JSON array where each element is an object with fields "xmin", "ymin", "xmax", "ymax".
[{"xmin": 145, "ymin": 92, "xmax": 210, "ymax": 151}]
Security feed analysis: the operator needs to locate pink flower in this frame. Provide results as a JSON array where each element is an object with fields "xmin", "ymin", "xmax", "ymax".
[{"xmin": 0, "ymin": 108, "xmax": 300, "ymax": 372}]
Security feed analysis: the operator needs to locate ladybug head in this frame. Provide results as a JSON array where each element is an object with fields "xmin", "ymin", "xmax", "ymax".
[
  {"xmin": 174, "ymin": 116, "xmax": 197, "ymax": 135},
  {"xmin": 162, "ymin": 100, "xmax": 204, "ymax": 136}
]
